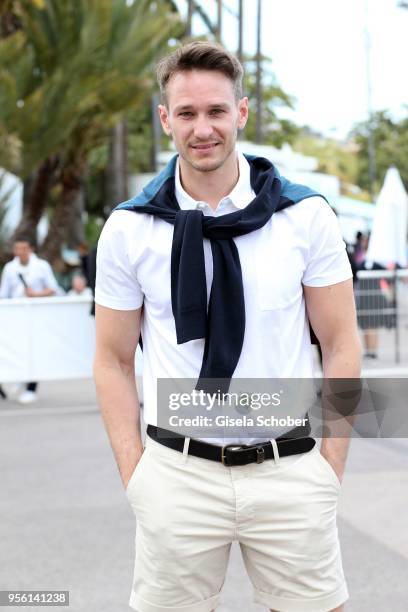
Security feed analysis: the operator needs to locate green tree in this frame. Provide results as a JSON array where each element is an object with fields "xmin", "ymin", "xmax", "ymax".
[
  {"xmin": 292, "ymin": 128, "xmax": 362, "ymax": 196},
  {"xmin": 351, "ymin": 110, "xmax": 408, "ymax": 193},
  {"xmin": 243, "ymin": 55, "xmax": 300, "ymax": 147},
  {"xmin": 0, "ymin": 0, "xmax": 182, "ymax": 261}
]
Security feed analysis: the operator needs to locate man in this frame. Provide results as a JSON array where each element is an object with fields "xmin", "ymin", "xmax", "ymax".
[
  {"xmin": 94, "ymin": 42, "xmax": 361, "ymax": 612},
  {"xmin": 0, "ymin": 236, "xmax": 59, "ymax": 403}
]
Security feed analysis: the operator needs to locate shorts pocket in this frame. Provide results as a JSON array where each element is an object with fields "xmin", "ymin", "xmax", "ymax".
[
  {"xmin": 125, "ymin": 448, "xmax": 148, "ymax": 496},
  {"xmin": 316, "ymin": 450, "xmax": 342, "ymax": 489}
]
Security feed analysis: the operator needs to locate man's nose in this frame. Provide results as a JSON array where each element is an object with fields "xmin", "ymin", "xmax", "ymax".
[{"xmin": 193, "ymin": 116, "xmax": 213, "ymax": 140}]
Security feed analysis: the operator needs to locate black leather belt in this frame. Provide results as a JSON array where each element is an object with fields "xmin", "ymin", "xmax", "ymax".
[{"xmin": 146, "ymin": 425, "xmax": 316, "ymax": 467}]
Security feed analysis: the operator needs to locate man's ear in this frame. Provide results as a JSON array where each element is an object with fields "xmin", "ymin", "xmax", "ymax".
[
  {"xmin": 237, "ymin": 96, "xmax": 249, "ymax": 130},
  {"xmin": 158, "ymin": 104, "xmax": 172, "ymax": 136}
]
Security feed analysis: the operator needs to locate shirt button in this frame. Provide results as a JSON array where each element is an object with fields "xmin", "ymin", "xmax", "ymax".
[{"xmin": 196, "ymin": 202, "xmax": 206, "ymax": 211}]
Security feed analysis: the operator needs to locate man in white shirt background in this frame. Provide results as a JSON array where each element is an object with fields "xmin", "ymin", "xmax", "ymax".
[
  {"xmin": 0, "ymin": 236, "xmax": 60, "ymax": 403},
  {"xmin": 94, "ymin": 42, "xmax": 361, "ymax": 612}
]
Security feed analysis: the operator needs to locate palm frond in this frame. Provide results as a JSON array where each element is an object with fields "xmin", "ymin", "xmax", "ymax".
[{"xmin": 0, "ymin": 0, "xmax": 183, "ymax": 176}]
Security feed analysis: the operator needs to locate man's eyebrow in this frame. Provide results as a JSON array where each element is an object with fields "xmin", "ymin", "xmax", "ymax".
[
  {"xmin": 174, "ymin": 105, "xmax": 194, "ymax": 112},
  {"xmin": 173, "ymin": 103, "xmax": 230, "ymax": 112},
  {"xmin": 208, "ymin": 103, "xmax": 230, "ymax": 110}
]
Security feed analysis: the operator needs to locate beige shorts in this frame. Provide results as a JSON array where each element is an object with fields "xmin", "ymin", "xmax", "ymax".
[{"xmin": 126, "ymin": 435, "xmax": 348, "ymax": 612}]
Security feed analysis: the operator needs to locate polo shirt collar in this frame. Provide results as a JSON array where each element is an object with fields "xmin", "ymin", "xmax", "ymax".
[{"xmin": 175, "ymin": 151, "xmax": 254, "ymax": 211}]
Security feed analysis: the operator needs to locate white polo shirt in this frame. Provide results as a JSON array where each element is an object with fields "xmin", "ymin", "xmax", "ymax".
[
  {"xmin": 95, "ymin": 153, "xmax": 352, "ymax": 445},
  {"xmin": 0, "ymin": 253, "xmax": 60, "ymax": 298}
]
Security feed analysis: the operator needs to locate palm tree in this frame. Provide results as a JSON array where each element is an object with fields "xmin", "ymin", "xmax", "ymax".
[{"xmin": 0, "ymin": 0, "xmax": 182, "ymax": 261}]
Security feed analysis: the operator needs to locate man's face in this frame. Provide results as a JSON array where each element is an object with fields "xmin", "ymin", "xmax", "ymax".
[
  {"xmin": 158, "ymin": 69, "xmax": 248, "ymax": 173},
  {"xmin": 14, "ymin": 241, "xmax": 31, "ymax": 265}
]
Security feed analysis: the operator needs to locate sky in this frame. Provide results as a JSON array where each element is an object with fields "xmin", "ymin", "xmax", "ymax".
[{"xmin": 177, "ymin": 0, "xmax": 408, "ymax": 139}]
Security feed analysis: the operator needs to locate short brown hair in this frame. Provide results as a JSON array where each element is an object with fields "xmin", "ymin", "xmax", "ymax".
[
  {"xmin": 156, "ymin": 41, "xmax": 244, "ymax": 104},
  {"xmin": 14, "ymin": 235, "xmax": 33, "ymax": 247}
]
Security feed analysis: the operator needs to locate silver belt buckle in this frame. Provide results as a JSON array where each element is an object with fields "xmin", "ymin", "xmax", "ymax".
[
  {"xmin": 221, "ymin": 443, "xmax": 266, "ymax": 466},
  {"xmin": 221, "ymin": 444, "xmax": 246, "ymax": 466}
]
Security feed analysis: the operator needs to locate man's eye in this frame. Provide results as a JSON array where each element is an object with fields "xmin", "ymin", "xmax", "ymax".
[
  {"xmin": 179, "ymin": 112, "xmax": 193, "ymax": 117},
  {"xmin": 210, "ymin": 109, "xmax": 225, "ymax": 115}
]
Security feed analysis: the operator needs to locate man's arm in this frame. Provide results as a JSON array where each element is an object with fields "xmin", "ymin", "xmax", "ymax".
[
  {"xmin": 25, "ymin": 260, "xmax": 60, "ymax": 297},
  {"xmin": 25, "ymin": 287, "xmax": 55, "ymax": 297},
  {"xmin": 93, "ymin": 304, "xmax": 143, "ymax": 489},
  {"xmin": 303, "ymin": 278, "xmax": 362, "ymax": 482}
]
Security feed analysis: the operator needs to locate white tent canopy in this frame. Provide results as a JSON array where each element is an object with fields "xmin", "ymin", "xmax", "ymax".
[{"xmin": 366, "ymin": 167, "xmax": 408, "ymax": 268}]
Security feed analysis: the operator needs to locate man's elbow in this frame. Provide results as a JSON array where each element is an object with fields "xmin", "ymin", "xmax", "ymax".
[
  {"xmin": 93, "ymin": 352, "xmax": 135, "ymax": 380},
  {"xmin": 321, "ymin": 331, "xmax": 362, "ymax": 369}
]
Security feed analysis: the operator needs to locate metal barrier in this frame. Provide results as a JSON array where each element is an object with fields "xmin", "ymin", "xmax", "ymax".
[
  {"xmin": 0, "ymin": 296, "xmax": 95, "ymax": 383},
  {"xmin": 0, "ymin": 295, "xmax": 143, "ymax": 384},
  {"xmin": 355, "ymin": 269, "xmax": 408, "ymax": 365}
]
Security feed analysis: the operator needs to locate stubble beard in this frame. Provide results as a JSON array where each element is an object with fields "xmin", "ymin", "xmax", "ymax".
[{"xmin": 183, "ymin": 137, "xmax": 236, "ymax": 174}]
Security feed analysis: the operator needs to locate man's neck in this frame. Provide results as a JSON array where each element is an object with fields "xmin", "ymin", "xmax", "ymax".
[{"xmin": 179, "ymin": 152, "xmax": 239, "ymax": 211}]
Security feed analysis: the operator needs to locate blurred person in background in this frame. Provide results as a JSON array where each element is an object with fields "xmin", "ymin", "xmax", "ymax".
[
  {"xmin": 68, "ymin": 273, "xmax": 93, "ymax": 297},
  {"xmin": 353, "ymin": 233, "xmax": 396, "ymax": 359},
  {"xmin": 0, "ymin": 236, "xmax": 60, "ymax": 403},
  {"xmin": 351, "ymin": 231, "xmax": 368, "ymax": 269}
]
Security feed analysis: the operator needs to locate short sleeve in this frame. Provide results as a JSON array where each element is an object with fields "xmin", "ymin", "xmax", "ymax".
[
  {"xmin": 95, "ymin": 212, "xmax": 144, "ymax": 310},
  {"xmin": 302, "ymin": 198, "xmax": 352, "ymax": 287},
  {"xmin": 42, "ymin": 261, "xmax": 60, "ymax": 292}
]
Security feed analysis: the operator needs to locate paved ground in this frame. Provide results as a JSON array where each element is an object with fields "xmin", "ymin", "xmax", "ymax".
[{"xmin": 1, "ymin": 378, "xmax": 407, "ymax": 612}]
